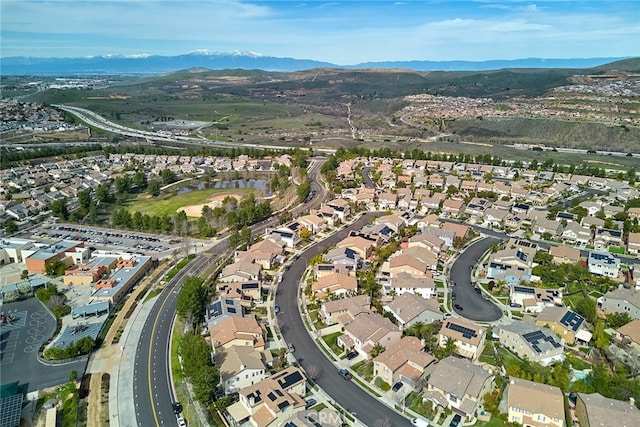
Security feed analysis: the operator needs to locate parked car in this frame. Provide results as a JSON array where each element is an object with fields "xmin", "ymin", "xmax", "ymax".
[
  {"xmin": 172, "ymin": 402, "xmax": 183, "ymax": 415},
  {"xmin": 412, "ymin": 418, "xmax": 430, "ymax": 427},
  {"xmin": 177, "ymin": 415, "xmax": 187, "ymax": 427},
  {"xmin": 305, "ymin": 398, "xmax": 317, "ymax": 409},
  {"xmin": 444, "ymin": 313, "xmax": 453, "ymax": 319},
  {"xmin": 451, "ymin": 292, "xmax": 456, "ymax": 300},
  {"xmin": 338, "ymin": 368, "xmax": 352, "ymax": 380},
  {"xmin": 475, "ymin": 287, "xmax": 481, "ymax": 294},
  {"xmin": 449, "ymin": 414, "xmax": 461, "ymax": 427},
  {"xmin": 288, "ymin": 343, "xmax": 295, "ymax": 353},
  {"xmin": 392, "ymin": 381, "xmax": 404, "ymax": 392},
  {"xmin": 454, "ymin": 303, "xmax": 463, "ymax": 311},
  {"xmin": 346, "ymin": 351, "xmax": 358, "ymax": 360},
  {"xmin": 510, "ymin": 302, "xmax": 522, "ymax": 308},
  {"xmin": 274, "ymin": 305, "xmax": 280, "ymax": 314}
]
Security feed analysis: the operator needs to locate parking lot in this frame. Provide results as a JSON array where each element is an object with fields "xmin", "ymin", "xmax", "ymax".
[
  {"xmin": 0, "ymin": 298, "xmax": 87, "ymax": 392},
  {"xmin": 40, "ymin": 224, "xmax": 170, "ymax": 252}
]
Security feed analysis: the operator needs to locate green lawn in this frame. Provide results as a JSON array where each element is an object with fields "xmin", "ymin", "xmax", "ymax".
[
  {"xmin": 322, "ymin": 332, "xmax": 344, "ymax": 355},
  {"xmin": 566, "ymin": 354, "xmax": 592, "ymax": 371},
  {"xmin": 498, "ymin": 347, "xmax": 523, "ymax": 369},
  {"xmin": 608, "ymin": 246, "xmax": 626, "ymax": 255},
  {"xmin": 308, "ymin": 310, "xmax": 324, "ymax": 330},
  {"xmin": 351, "ymin": 361, "xmax": 374, "ymax": 382},
  {"xmin": 474, "ymin": 418, "xmax": 507, "ymax": 427},
  {"xmin": 127, "ymin": 187, "xmax": 254, "ymax": 217}
]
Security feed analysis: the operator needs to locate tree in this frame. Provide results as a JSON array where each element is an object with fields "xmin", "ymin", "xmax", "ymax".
[
  {"xmin": 179, "ymin": 333, "xmax": 212, "ymax": 378},
  {"xmin": 297, "ymin": 178, "xmax": 311, "ymax": 202},
  {"xmin": 574, "ymin": 297, "xmax": 597, "ymax": 324},
  {"xmin": 133, "ymin": 170, "xmax": 148, "ymax": 189},
  {"xmin": 21, "ymin": 270, "xmax": 29, "ymax": 280},
  {"xmin": 370, "ymin": 343, "xmax": 385, "ymax": 358},
  {"xmin": 78, "ymin": 189, "xmax": 92, "ymax": 210},
  {"xmin": 5, "ymin": 220, "xmax": 18, "ymax": 235},
  {"xmin": 50, "ymin": 198, "xmax": 69, "ymax": 220},
  {"xmin": 606, "ymin": 312, "xmax": 632, "ymax": 328},
  {"xmin": 176, "ymin": 276, "xmax": 206, "ymax": 327},
  {"xmin": 147, "ymin": 179, "xmax": 161, "ymax": 197},
  {"xmin": 95, "ymin": 183, "xmax": 114, "ymax": 203},
  {"xmin": 161, "ymin": 169, "xmax": 177, "ymax": 185}
]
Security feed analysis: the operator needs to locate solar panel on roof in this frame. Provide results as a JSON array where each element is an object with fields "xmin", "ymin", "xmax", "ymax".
[
  {"xmin": 267, "ymin": 392, "xmax": 277, "ymax": 401},
  {"xmin": 278, "ymin": 370, "xmax": 303, "ymax": 389},
  {"xmin": 446, "ymin": 322, "xmax": 478, "ymax": 339},
  {"xmin": 560, "ymin": 311, "xmax": 584, "ymax": 331},
  {"xmin": 228, "ymin": 307, "xmax": 236, "ymax": 314},
  {"xmin": 0, "ymin": 393, "xmax": 23, "ymax": 427}
]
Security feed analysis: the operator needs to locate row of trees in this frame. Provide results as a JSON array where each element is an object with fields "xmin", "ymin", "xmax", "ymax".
[{"xmin": 178, "ymin": 333, "xmax": 220, "ymax": 404}]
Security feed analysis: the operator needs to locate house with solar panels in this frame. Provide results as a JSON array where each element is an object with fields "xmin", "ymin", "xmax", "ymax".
[
  {"xmin": 228, "ymin": 366, "xmax": 307, "ymax": 427},
  {"xmin": 588, "ymin": 251, "xmax": 621, "ymax": 278},
  {"xmin": 486, "ymin": 246, "xmax": 535, "ymax": 285},
  {"xmin": 498, "ymin": 321, "xmax": 565, "ymax": 366},
  {"xmin": 535, "ymin": 306, "xmax": 592, "ymax": 345},
  {"xmin": 510, "ymin": 285, "xmax": 563, "ymax": 313},
  {"xmin": 437, "ymin": 317, "xmax": 486, "ymax": 360}
]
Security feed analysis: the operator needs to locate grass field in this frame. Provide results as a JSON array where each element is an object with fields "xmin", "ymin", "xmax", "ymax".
[{"xmin": 126, "ymin": 187, "xmax": 254, "ymax": 217}]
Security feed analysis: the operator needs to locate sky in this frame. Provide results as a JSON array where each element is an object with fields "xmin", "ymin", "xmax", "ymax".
[{"xmin": 1, "ymin": 0, "xmax": 639, "ymax": 64}]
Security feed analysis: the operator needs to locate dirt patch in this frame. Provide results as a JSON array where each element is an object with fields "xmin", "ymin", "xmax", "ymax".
[{"xmin": 177, "ymin": 192, "xmax": 244, "ymax": 217}]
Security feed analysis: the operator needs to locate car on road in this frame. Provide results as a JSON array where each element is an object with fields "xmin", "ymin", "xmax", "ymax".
[
  {"xmin": 451, "ymin": 292, "xmax": 456, "ymax": 300},
  {"xmin": 475, "ymin": 287, "xmax": 481, "ymax": 294},
  {"xmin": 172, "ymin": 402, "xmax": 183, "ymax": 414},
  {"xmin": 482, "ymin": 294, "xmax": 490, "ymax": 300},
  {"xmin": 453, "ymin": 303, "xmax": 463, "ymax": 311},
  {"xmin": 305, "ymin": 398, "xmax": 317, "ymax": 409},
  {"xmin": 288, "ymin": 343, "xmax": 295, "ymax": 353},
  {"xmin": 392, "ymin": 381, "xmax": 404, "ymax": 392},
  {"xmin": 449, "ymin": 414, "xmax": 461, "ymax": 427},
  {"xmin": 338, "ymin": 368, "xmax": 352, "ymax": 380},
  {"xmin": 274, "ymin": 305, "xmax": 280, "ymax": 314}
]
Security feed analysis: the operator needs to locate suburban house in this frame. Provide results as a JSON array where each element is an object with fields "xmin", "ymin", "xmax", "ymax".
[
  {"xmin": 627, "ymin": 232, "xmax": 640, "ymax": 255},
  {"xmin": 498, "ymin": 321, "xmax": 565, "ymax": 366},
  {"xmin": 324, "ymin": 198, "xmax": 351, "ymax": 222},
  {"xmin": 235, "ymin": 239, "xmax": 285, "ymax": 269},
  {"xmin": 338, "ymin": 312, "xmax": 402, "ymax": 358},
  {"xmin": 383, "ymin": 292, "xmax": 442, "ymax": 329},
  {"xmin": 486, "ymin": 247, "xmax": 535, "ymax": 284},
  {"xmin": 323, "ymin": 247, "xmax": 361, "ymax": 271},
  {"xmin": 612, "ymin": 319, "xmax": 640, "ymax": 351},
  {"xmin": 422, "ymin": 355, "xmax": 494, "ymax": 422},
  {"xmin": 214, "ymin": 345, "xmax": 269, "ymax": 394},
  {"xmin": 594, "ymin": 227, "xmax": 623, "ymax": 251},
  {"xmin": 561, "ymin": 222, "xmax": 592, "ymax": 247},
  {"xmin": 209, "ymin": 316, "xmax": 266, "ymax": 353},
  {"xmin": 229, "ymin": 367, "xmax": 307, "ymax": 427},
  {"xmin": 311, "ymin": 272, "xmax": 357, "ymax": 298},
  {"xmin": 510, "ymin": 285, "xmax": 563, "ymax": 313},
  {"xmin": 205, "ymin": 297, "xmax": 244, "ymax": 328},
  {"xmin": 408, "ymin": 232, "xmax": 446, "ymax": 255},
  {"xmin": 313, "ymin": 263, "xmax": 353, "ymax": 280},
  {"xmin": 265, "ymin": 226, "xmax": 300, "ymax": 248},
  {"xmin": 575, "ymin": 392, "xmax": 640, "ymax": 427},
  {"xmin": 438, "ymin": 318, "xmax": 486, "ymax": 360},
  {"xmin": 507, "ymin": 378, "xmax": 565, "ymax": 427},
  {"xmin": 549, "ymin": 245, "xmax": 581, "ymax": 265},
  {"xmin": 216, "ymin": 281, "xmax": 262, "ymax": 306},
  {"xmin": 533, "ymin": 218, "xmax": 564, "ymax": 237},
  {"xmin": 335, "ymin": 233, "xmax": 376, "ymax": 260},
  {"xmin": 319, "ymin": 295, "xmax": 371, "ymax": 326},
  {"xmin": 588, "ymin": 251, "xmax": 621, "ymax": 278},
  {"xmin": 373, "ymin": 336, "xmax": 435, "ymax": 390},
  {"xmin": 218, "ymin": 260, "xmax": 262, "ymax": 283},
  {"xmin": 535, "ymin": 306, "xmax": 592, "ymax": 345},
  {"xmin": 296, "ymin": 213, "xmax": 328, "ymax": 235},
  {"xmin": 598, "ymin": 288, "xmax": 640, "ymax": 320},
  {"xmin": 383, "ymin": 273, "xmax": 437, "ymax": 299}
]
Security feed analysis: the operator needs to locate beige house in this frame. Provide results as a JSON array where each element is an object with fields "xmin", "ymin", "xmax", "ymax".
[
  {"xmin": 297, "ymin": 213, "xmax": 328, "ymax": 234},
  {"xmin": 216, "ymin": 281, "xmax": 262, "ymax": 306},
  {"xmin": 423, "ymin": 356, "xmax": 494, "ymax": 421},
  {"xmin": 575, "ymin": 392, "xmax": 640, "ymax": 427},
  {"xmin": 335, "ymin": 234, "xmax": 375, "ymax": 259},
  {"xmin": 231, "ymin": 367, "xmax": 307, "ymax": 427},
  {"xmin": 628, "ymin": 232, "xmax": 640, "ymax": 255},
  {"xmin": 373, "ymin": 336, "xmax": 435, "ymax": 389},
  {"xmin": 311, "ymin": 272, "xmax": 357, "ymax": 298},
  {"xmin": 612, "ymin": 319, "xmax": 640, "ymax": 351},
  {"xmin": 214, "ymin": 345, "xmax": 269, "ymax": 394},
  {"xmin": 219, "ymin": 260, "xmax": 262, "ymax": 283},
  {"xmin": 383, "ymin": 291, "xmax": 441, "ymax": 329},
  {"xmin": 535, "ymin": 306, "xmax": 592, "ymax": 345},
  {"xmin": 549, "ymin": 245, "xmax": 581, "ymax": 265},
  {"xmin": 319, "ymin": 295, "xmax": 370, "ymax": 326},
  {"xmin": 507, "ymin": 378, "xmax": 565, "ymax": 427},
  {"xmin": 339, "ymin": 312, "xmax": 402, "ymax": 358},
  {"xmin": 438, "ymin": 318, "xmax": 486, "ymax": 360},
  {"xmin": 209, "ymin": 316, "xmax": 266, "ymax": 353}
]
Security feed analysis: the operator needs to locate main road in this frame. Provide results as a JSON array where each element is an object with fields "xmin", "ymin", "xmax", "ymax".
[
  {"xmin": 275, "ymin": 212, "xmax": 410, "ymax": 427},
  {"xmin": 132, "ymin": 158, "xmax": 329, "ymax": 426}
]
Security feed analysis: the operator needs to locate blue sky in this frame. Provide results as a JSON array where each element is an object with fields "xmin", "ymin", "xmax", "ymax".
[{"xmin": 1, "ymin": 0, "xmax": 638, "ymax": 63}]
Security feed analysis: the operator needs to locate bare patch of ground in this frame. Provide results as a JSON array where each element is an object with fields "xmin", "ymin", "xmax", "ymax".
[{"xmin": 177, "ymin": 192, "xmax": 244, "ymax": 217}]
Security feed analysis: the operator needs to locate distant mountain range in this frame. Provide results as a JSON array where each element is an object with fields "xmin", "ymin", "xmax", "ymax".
[{"xmin": 0, "ymin": 51, "xmax": 633, "ymax": 75}]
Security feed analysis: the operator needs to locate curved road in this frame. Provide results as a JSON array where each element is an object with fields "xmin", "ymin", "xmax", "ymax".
[
  {"xmin": 450, "ymin": 237, "xmax": 503, "ymax": 322},
  {"xmin": 276, "ymin": 212, "xmax": 410, "ymax": 427}
]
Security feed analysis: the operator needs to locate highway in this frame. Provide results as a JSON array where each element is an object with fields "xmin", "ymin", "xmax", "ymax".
[{"xmin": 275, "ymin": 212, "xmax": 410, "ymax": 427}]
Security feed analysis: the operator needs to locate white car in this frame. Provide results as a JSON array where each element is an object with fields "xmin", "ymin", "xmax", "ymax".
[
  {"xmin": 177, "ymin": 416, "xmax": 187, "ymax": 427},
  {"xmin": 412, "ymin": 418, "xmax": 430, "ymax": 427}
]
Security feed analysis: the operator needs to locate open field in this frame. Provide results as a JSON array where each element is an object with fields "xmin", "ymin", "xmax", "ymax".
[{"xmin": 126, "ymin": 188, "xmax": 254, "ymax": 217}]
